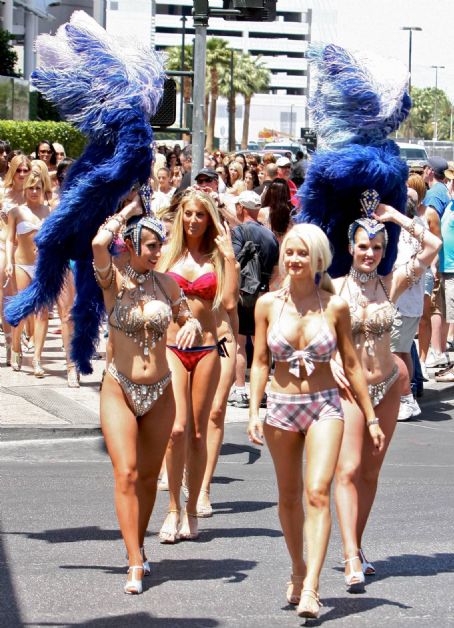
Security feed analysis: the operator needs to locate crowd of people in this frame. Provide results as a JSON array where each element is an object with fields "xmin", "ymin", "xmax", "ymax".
[{"xmin": 1, "ymin": 136, "xmax": 453, "ymax": 616}]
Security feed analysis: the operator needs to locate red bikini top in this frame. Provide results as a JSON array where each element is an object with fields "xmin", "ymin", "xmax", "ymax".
[{"xmin": 168, "ymin": 271, "xmax": 217, "ymax": 301}]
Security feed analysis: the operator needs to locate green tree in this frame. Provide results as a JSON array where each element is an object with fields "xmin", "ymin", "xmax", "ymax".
[
  {"xmin": 205, "ymin": 38, "xmax": 231, "ymax": 151},
  {"xmin": 237, "ymin": 55, "xmax": 270, "ymax": 149},
  {"xmin": 400, "ymin": 86, "xmax": 453, "ymax": 140},
  {"xmin": 165, "ymin": 44, "xmax": 194, "ymax": 135},
  {"xmin": 219, "ymin": 52, "xmax": 271, "ymax": 150},
  {"xmin": 0, "ymin": 29, "xmax": 21, "ymax": 77}
]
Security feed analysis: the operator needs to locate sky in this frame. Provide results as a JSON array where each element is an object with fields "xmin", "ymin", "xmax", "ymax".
[{"xmin": 311, "ymin": 0, "xmax": 454, "ymax": 102}]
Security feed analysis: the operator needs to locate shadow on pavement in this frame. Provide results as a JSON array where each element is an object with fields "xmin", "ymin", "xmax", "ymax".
[
  {"xmin": 413, "ymin": 401, "xmax": 453, "ymax": 423},
  {"xmin": 213, "ymin": 500, "xmax": 276, "ymax": 515},
  {"xmin": 24, "ymin": 614, "xmax": 218, "ymax": 627},
  {"xmin": 332, "ymin": 552, "xmax": 454, "ymax": 581},
  {"xmin": 211, "ymin": 475, "xmax": 244, "ymax": 485},
  {"xmin": 0, "ymin": 520, "xmax": 23, "ymax": 627},
  {"xmin": 220, "ymin": 442, "xmax": 261, "ymax": 464},
  {"xmin": 311, "ymin": 596, "xmax": 411, "ymax": 624},
  {"xmin": 9, "ymin": 526, "xmax": 124, "ymax": 544},
  {"xmin": 190, "ymin": 526, "xmax": 282, "ymax": 543},
  {"xmin": 62, "ymin": 557, "xmax": 256, "ymax": 585}
]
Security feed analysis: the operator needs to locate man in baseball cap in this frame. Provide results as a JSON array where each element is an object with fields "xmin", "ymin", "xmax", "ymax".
[
  {"xmin": 194, "ymin": 167, "xmax": 219, "ymax": 191},
  {"xmin": 276, "ymin": 156, "xmax": 298, "ymax": 203},
  {"xmin": 228, "ymin": 189, "xmax": 279, "ymax": 408}
]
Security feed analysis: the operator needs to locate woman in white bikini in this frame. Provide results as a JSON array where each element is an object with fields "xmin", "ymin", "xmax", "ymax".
[
  {"xmin": 332, "ymin": 192, "xmax": 441, "ymax": 592},
  {"xmin": 0, "ymin": 155, "xmax": 31, "ymax": 364},
  {"xmin": 5, "ymin": 169, "xmax": 51, "ymax": 375},
  {"xmin": 248, "ymin": 223, "xmax": 381, "ymax": 619},
  {"xmin": 93, "ymin": 197, "xmax": 200, "ymax": 595}
]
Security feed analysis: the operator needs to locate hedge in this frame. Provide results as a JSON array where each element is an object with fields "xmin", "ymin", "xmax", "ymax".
[{"xmin": 0, "ymin": 120, "xmax": 86, "ymax": 158}]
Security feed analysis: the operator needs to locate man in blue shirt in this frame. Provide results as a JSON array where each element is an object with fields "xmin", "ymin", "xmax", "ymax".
[
  {"xmin": 435, "ymin": 199, "xmax": 454, "ymax": 381},
  {"xmin": 423, "ymin": 156, "xmax": 453, "ymax": 218},
  {"xmin": 422, "ymin": 157, "xmax": 454, "ymax": 369}
]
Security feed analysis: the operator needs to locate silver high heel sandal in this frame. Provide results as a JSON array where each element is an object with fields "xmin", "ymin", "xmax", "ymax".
[
  {"xmin": 67, "ymin": 362, "xmax": 80, "ymax": 388},
  {"xmin": 32, "ymin": 358, "xmax": 45, "ymax": 378},
  {"xmin": 196, "ymin": 488, "xmax": 213, "ymax": 518},
  {"xmin": 359, "ymin": 548, "xmax": 376, "ymax": 575},
  {"xmin": 343, "ymin": 556, "xmax": 365, "ymax": 592},
  {"xmin": 124, "ymin": 566, "xmax": 143, "ymax": 595},
  {"xmin": 140, "ymin": 547, "xmax": 150, "ymax": 576},
  {"xmin": 11, "ymin": 350, "xmax": 22, "ymax": 372}
]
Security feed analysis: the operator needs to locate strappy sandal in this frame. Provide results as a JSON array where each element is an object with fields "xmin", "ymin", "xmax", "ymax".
[
  {"xmin": 67, "ymin": 362, "xmax": 80, "ymax": 388},
  {"xmin": 343, "ymin": 556, "xmax": 365, "ymax": 592},
  {"xmin": 158, "ymin": 469, "xmax": 169, "ymax": 491},
  {"xmin": 11, "ymin": 350, "xmax": 22, "ymax": 372},
  {"xmin": 359, "ymin": 548, "xmax": 376, "ymax": 576},
  {"xmin": 196, "ymin": 488, "xmax": 213, "ymax": 518},
  {"xmin": 178, "ymin": 510, "xmax": 199, "ymax": 541},
  {"xmin": 32, "ymin": 358, "xmax": 45, "ymax": 378},
  {"xmin": 297, "ymin": 589, "xmax": 322, "ymax": 619},
  {"xmin": 286, "ymin": 574, "xmax": 304, "ymax": 605},
  {"xmin": 126, "ymin": 546, "xmax": 150, "ymax": 576},
  {"xmin": 124, "ymin": 565, "xmax": 143, "ymax": 595},
  {"xmin": 159, "ymin": 509, "xmax": 180, "ymax": 544}
]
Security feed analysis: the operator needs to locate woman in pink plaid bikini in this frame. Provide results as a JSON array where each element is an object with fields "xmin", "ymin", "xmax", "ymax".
[{"xmin": 247, "ymin": 223, "xmax": 382, "ymax": 619}]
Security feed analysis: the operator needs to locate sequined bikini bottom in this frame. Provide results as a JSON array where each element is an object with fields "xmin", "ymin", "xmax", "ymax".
[
  {"xmin": 368, "ymin": 365, "xmax": 399, "ymax": 408},
  {"xmin": 107, "ymin": 363, "xmax": 172, "ymax": 417}
]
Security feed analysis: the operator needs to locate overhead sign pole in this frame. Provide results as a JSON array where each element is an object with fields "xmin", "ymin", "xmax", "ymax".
[{"xmin": 191, "ymin": 1, "xmax": 209, "ymax": 183}]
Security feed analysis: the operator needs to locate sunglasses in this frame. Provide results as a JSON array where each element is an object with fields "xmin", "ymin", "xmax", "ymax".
[
  {"xmin": 16, "ymin": 168, "xmax": 30, "ymax": 174},
  {"xmin": 197, "ymin": 178, "xmax": 211, "ymax": 184},
  {"xmin": 39, "ymin": 149, "xmax": 52, "ymax": 154}
]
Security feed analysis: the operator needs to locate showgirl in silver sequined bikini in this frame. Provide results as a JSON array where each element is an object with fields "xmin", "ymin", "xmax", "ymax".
[
  {"xmin": 92, "ymin": 200, "xmax": 201, "ymax": 595},
  {"xmin": 332, "ymin": 190, "xmax": 441, "ymax": 593}
]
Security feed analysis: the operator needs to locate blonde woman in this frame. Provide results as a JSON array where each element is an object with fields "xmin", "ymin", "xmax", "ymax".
[
  {"xmin": 5, "ymin": 169, "xmax": 51, "ymax": 374},
  {"xmin": 248, "ymin": 224, "xmax": 380, "ymax": 619},
  {"xmin": 158, "ymin": 189, "xmax": 238, "ymax": 542},
  {"xmin": 1, "ymin": 155, "xmax": 31, "ymax": 363}
]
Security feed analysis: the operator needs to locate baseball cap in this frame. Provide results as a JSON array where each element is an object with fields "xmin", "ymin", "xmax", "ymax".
[
  {"xmin": 195, "ymin": 167, "xmax": 218, "ymax": 181},
  {"xmin": 237, "ymin": 190, "xmax": 262, "ymax": 210},
  {"xmin": 276, "ymin": 156, "xmax": 291, "ymax": 167},
  {"xmin": 427, "ymin": 156, "xmax": 454, "ymax": 180}
]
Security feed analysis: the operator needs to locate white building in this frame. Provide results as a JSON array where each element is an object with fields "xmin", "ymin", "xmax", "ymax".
[{"xmin": 106, "ymin": 0, "xmax": 311, "ymax": 146}]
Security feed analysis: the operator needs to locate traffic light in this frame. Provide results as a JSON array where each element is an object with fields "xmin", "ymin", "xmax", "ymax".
[
  {"xmin": 150, "ymin": 79, "xmax": 177, "ymax": 127},
  {"xmin": 222, "ymin": 0, "xmax": 277, "ymax": 22},
  {"xmin": 300, "ymin": 128, "xmax": 317, "ymax": 153}
]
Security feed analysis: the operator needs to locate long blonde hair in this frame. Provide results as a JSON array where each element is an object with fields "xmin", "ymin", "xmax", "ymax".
[
  {"xmin": 279, "ymin": 223, "xmax": 335, "ymax": 294},
  {"xmin": 158, "ymin": 189, "xmax": 225, "ymax": 308},
  {"xmin": 3, "ymin": 155, "xmax": 31, "ymax": 189}
]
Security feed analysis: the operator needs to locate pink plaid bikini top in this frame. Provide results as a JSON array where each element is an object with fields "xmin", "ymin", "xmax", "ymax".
[{"xmin": 267, "ymin": 289, "xmax": 337, "ymax": 378}]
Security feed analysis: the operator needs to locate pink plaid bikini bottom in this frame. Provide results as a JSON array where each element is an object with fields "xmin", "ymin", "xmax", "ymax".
[{"xmin": 265, "ymin": 388, "xmax": 343, "ymax": 435}]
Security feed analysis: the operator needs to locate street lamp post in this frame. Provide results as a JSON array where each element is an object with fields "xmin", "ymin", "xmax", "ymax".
[
  {"xmin": 431, "ymin": 64, "xmax": 445, "ymax": 141},
  {"xmin": 401, "ymin": 26, "xmax": 422, "ymax": 94}
]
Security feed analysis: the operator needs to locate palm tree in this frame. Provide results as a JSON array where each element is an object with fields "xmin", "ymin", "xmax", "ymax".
[
  {"xmin": 218, "ymin": 50, "xmax": 242, "ymax": 151},
  {"xmin": 238, "ymin": 56, "xmax": 270, "ymax": 149},
  {"xmin": 165, "ymin": 45, "xmax": 193, "ymax": 133},
  {"xmin": 205, "ymin": 38, "xmax": 231, "ymax": 151},
  {"xmin": 219, "ymin": 52, "xmax": 271, "ymax": 150}
]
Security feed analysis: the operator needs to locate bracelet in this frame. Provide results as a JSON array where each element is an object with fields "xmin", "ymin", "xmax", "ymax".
[
  {"xmin": 99, "ymin": 226, "xmax": 116, "ymax": 240},
  {"xmin": 366, "ymin": 417, "xmax": 380, "ymax": 427}
]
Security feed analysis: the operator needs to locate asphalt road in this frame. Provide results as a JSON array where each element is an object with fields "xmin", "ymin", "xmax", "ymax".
[{"xmin": 1, "ymin": 411, "xmax": 453, "ymax": 627}]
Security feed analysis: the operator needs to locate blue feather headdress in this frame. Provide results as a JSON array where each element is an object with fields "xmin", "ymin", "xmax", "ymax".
[
  {"xmin": 294, "ymin": 43, "xmax": 411, "ymax": 277},
  {"xmin": 5, "ymin": 11, "xmax": 165, "ymax": 373}
]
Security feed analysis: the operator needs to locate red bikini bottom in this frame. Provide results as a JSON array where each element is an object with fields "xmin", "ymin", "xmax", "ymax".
[{"xmin": 167, "ymin": 339, "xmax": 227, "ymax": 373}]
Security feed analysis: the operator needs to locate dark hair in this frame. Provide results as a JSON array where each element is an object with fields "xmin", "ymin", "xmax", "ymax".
[
  {"xmin": 56, "ymin": 158, "xmax": 74, "ymax": 185},
  {"xmin": 35, "ymin": 140, "xmax": 57, "ymax": 167},
  {"xmin": 244, "ymin": 166, "xmax": 259, "ymax": 188},
  {"xmin": 263, "ymin": 178, "xmax": 293, "ymax": 236},
  {"xmin": 7, "ymin": 149, "xmax": 24, "ymax": 164},
  {"xmin": 0, "ymin": 140, "xmax": 11, "ymax": 154}
]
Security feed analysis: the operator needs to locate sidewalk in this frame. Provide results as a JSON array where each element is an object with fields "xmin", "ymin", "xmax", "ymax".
[{"xmin": 0, "ymin": 318, "xmax": 453, "ymax": 440}]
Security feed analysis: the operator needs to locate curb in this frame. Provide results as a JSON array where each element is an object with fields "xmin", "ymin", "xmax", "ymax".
[
  {"xmin": 0, "ymin": 425, "xmax": 102, "ymax": 442},
  {"xmin": 0, "ymin": 384, "xmax": 452, "ymax": 443}
]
